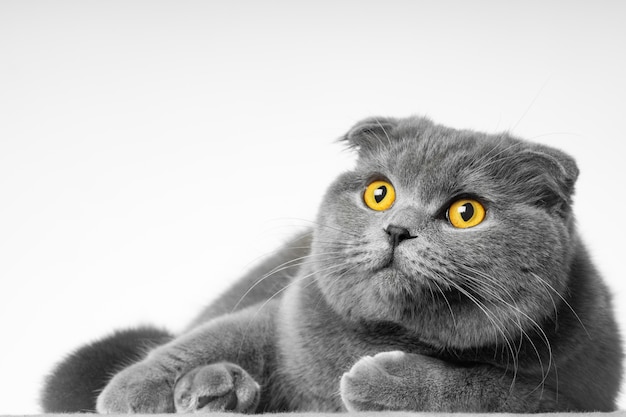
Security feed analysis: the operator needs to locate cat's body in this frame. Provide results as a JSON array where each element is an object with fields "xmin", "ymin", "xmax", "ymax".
[{"xmin": 42, "ymin": 116, "xmax": 622, "ymax": 413}]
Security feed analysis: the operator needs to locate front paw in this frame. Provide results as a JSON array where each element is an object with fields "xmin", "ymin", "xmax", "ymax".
[
  {"xmin": 174, "ymin": 362, "xmax": 260, "ymax": 413},
  {"xmin": 340, "ymin": 351, "xmax": 422, "ymax": 411},
  {"xmin": 96, "ymin": 361, "xmax": 175, "ymax": 413}
]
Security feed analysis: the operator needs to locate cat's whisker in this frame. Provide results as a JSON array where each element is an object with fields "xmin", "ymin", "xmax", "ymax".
[
  {"xmin": 231, "ymin": 253, "xmax": 348, "ymax": 312},
  {"xmin": 439, "ymin": 276, "xmax": 520, "ymax": 382},
  {"xmin": 520, "ymin": 275, "xmax": 559, "ymax": 329},
  {"xmin": 460, "ymin": 267, "xmax": 576, "ymax": 398},
  {"xmin": 526, "ymin": 131, "xmax": 584, "ymax": 141},
  {"xmin": 511, "ymin": 76, "xmax": 550, "ymax": 133},
  {"xmin": 429, "ymin": 279, "xmax": 457, "ymax": 329},
  {"xmin": 457, "ymin": 270, "xmax": 555, "ymax": 391},
  {"xmin": 233, "ymin": 236, "xmax": 314, "ymax": 274},
  {"xmin": 464, "ymin": 272, "xmax": 554, "ymax": 394},
  {"xmin": 235, "ymin": 262, "xmax": 350, "ymax": 361},
  {"xmin": 469, "ymin": 141, "xmax": 504, "ymax": 168},
  {"xmin": 445, "ymin": 269, "xmax": 551, "ymax": 398},
  {"xmin": 475, "ymin": 153, "xmax": 526, "ymax": 173},
  {"xmin": 458, "ymin": 275, "xmax": 549, "ymax": 390},
  {"xmin": 306, "ymin": 240, "xmax": 360, "ymax": 246},
  {"xmin": 529, "ymin": 272, "xmax": 590, "ymax": 338},
  {"xmin": 470, "ymin": 141, "xmax": 523, "ymax": 171},
  {"xmin": 374, "ymin": 118, "xmax": 394, "ymax": 148},
  {"xmin": 457, "ymin": 265, "xmax": 518, "ymax": 301},
  {"xmin": 460, "ymin": 273, "xmax": 524, "ymax": 384},
  {"xmin": 461, "ymin": 274, "xmax": 526, "ymax": 347},
  {"xmin": 369, "ymin": 131, "xmax": 388, "ymax": 150},
  {"xmin": 274, "ymin": 218, "xmax": 361, "ymax": 238},
  {"xmin": 258, "ymin": 263, "xmax": 345, "ymax": 312},
  {"xmin": 515, "ymin": 276, "xmax": 564, "ymax": 400},
  {"xmin": 424, "ymin": 279, "xmax": 437, "ymax": 311}
]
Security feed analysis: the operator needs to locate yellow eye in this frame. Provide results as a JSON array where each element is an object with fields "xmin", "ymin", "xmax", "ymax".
[
  {"xmin": 364, "ymin": 180, "xmax": 396, "ymax": 211},
  {"xmin": 447, "ymin": 199, "xmax": 486, "ymax": 229}
]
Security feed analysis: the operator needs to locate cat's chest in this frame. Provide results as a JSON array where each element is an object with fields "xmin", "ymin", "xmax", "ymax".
[{"xmin": 275, "ymin": 277, "xmax": 433, "ymax": 409}]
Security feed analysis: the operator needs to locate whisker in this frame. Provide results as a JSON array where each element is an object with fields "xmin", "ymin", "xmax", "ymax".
[
  {"xmin": 430, "ymin": 279, "xmax": 457, "ymax": 329},
  {"xmin": 231, "ymin": 252, "xmax": 348, "ymax": 312},
  {"xmin": 271, "ymin": 217, "xmax": 361, "ymax": 238},
  {"xmin": 374, "ymin": 118, "xmax": 394, "ymax": 148},
  {"xmin": 529, "ymin": 272, "xmax": 590, "ymax": 338},
  {"xmin": 462, "ymin": 268, "xmax": 570, "ymax": 397},
  {"xmin": 470, "ymin": 142, "xmax": 523, "ymax": 171},
  {"xmin": 424, "ymin": 279, "xmax": 437, "ymax": 310},
  {"xmin": 510, "ymin": 75, "xmax": 551, "ymax": 132},
  {"xmin": 434, "ymin": 273, "xmax": 520, "ymax": 384},
  {"xmin": 460, "ymin": 276, "xmax": 548, "ymax": 389},
  {"xmin": 235, "ymin": 262, "xmax": 350, "ymax": 361},
  {"xmin": 436, "ymin": 268, "xmax": 531, "ymax": 395},
  {"xmin": 526, "ymin": 131, "xmax": 584, "ymax": 141},
  {"xmin": 475, "ymin": 153, "xmax": 526, "ymax": 173},
  {"xmin": 458, "ymin": 272, "xmax": 554, "ymax": 396}
]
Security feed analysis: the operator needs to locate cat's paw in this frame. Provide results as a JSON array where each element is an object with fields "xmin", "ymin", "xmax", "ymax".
[
  {"xmin": 340, "ymin": 351, "xmax": 420, "ymax": 411},
  {"xmin": 96, "ymin": 361, "xmax": 175, "ymax": 413},
  {"xmin": 174, "ymin": 362, "xmax": 260, "ymax": 413}
]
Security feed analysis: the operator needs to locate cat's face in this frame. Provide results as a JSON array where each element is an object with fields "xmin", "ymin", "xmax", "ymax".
[{"xmin": 312, "ymin": 116, "xmax": 579, "ymax": 349}]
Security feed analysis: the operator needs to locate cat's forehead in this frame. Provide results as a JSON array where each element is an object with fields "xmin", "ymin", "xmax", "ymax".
[
  {"xmin": 347, "ymin": 116, "xmax": 577, "ymax": 212},
  {"xmin": 359, "ymin": 126, "xmax": 516, "ymax": 204}
]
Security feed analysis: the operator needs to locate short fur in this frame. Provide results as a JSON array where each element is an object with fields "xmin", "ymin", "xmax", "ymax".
[
  {"xmin": 41, "ymin": 327, "xmax": 172, "ymax": 412},
  {"xmin": 42, "ymin": 116, "xmax": 622, "ymax": 413}
]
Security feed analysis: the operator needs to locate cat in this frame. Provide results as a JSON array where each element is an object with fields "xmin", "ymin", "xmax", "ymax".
[{"xmin": 41, "ymin": 116, "xmax": 623, "ymax": 413}]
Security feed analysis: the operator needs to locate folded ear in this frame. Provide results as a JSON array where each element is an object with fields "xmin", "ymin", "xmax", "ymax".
[
  {"xmin": 515, "ymin": 144, "xmax": 579, "ymax": 216},
  {"xmin": 532, "ymin": 144, "xmax": 579, "ymax": 194},
  {"xmin": 340, "ymin": 117, "xmax": 399, "ymax": 157}
]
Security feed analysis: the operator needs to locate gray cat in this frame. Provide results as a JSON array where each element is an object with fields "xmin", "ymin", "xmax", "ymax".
[{"xmin": 42, "ymin": 116, "xmax": 622, "ymax": 413}]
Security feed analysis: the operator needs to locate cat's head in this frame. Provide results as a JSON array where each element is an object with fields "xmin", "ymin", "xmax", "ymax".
[{"xmin": 312, "ymin": 116, "xmax": 579, "ymax": 349}]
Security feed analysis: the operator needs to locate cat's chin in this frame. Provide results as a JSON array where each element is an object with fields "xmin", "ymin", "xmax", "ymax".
[
  {"xmin": 317, "ymin": 264, "xmax": 514, "ymax": 350},
  {"xmin": 363, "ymin": 265, "xmax": 498, "ymax": 348},
  {"xmin": 371, "ymin": 264, "xmax": 409, "ymax": 282},
  {"xmin": 367, "ymin": 265, "xmax": 442, "ymax": 315}
]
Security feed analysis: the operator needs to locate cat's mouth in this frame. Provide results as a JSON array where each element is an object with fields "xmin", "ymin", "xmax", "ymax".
[
  {"xmin": 366, "ymin": 245, "xmax": 397, "ymax": 268},
  {"xmin": 374, "ymin": 255, "xmax": 416, "ymax": 282},
  {"xmin": 373, "ymin": 260, "xmax": 467, "ymax": 308},
  {"xmin": 376, "ymin": 247, "xmax": 410, "ymax": 273},
  {"xmin": 376, "ymin": 256, "xmax": 413, "ymax": 280},
  {"xmin": 378, "ymin": 253, "xmax": 396, "ymax": 270},
  {"xmin": 374, "ymin": 250, "xmax": 453, "ymax": 292}
]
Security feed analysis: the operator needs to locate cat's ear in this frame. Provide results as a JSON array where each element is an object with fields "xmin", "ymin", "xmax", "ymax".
[
  {"xmin": 340, "ymin": 117, "xmax": 399, "ymax": 156},
  {"xmin": 518, "ymin": 144, "xmax": 579, "ymax": 215}
]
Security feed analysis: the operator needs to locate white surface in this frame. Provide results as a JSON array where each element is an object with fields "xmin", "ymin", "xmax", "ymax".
[{"xmin": 1, "ymin": 1, "xmax": 624, "ymax": 413}]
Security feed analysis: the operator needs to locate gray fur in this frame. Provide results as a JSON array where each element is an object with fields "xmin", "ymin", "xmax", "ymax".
[{"xmin": 96, "ymin": 116, "xmax": 622, "ymax": 413}]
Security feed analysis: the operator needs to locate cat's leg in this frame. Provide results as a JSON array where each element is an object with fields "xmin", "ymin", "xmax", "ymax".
[
  {"xmin": 340, "ymin": 351, "xmax": 561, "ymax": 412},
  {"xmin": 96, "ymin": 301, "xmax": 277, "ymax": 414}
]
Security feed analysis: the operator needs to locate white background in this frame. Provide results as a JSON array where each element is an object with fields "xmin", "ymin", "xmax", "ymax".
[{"xmin": 1, "ymin": 1, "xmax": 625, "ymax": 413}]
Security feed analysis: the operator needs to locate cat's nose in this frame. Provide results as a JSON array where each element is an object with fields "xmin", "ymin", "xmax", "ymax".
[{"xmin": 384, "ymin": 225, "xmax": 416, "ymax": 248}]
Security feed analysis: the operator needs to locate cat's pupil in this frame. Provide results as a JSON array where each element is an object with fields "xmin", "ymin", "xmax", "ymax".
[
  {"xmin": 459, "ymin": 203, "xmax": 474, "ymax": 221},
  {"xmin": 374, "ymin": 186, "xmax": 387, "ymax": 203}
]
